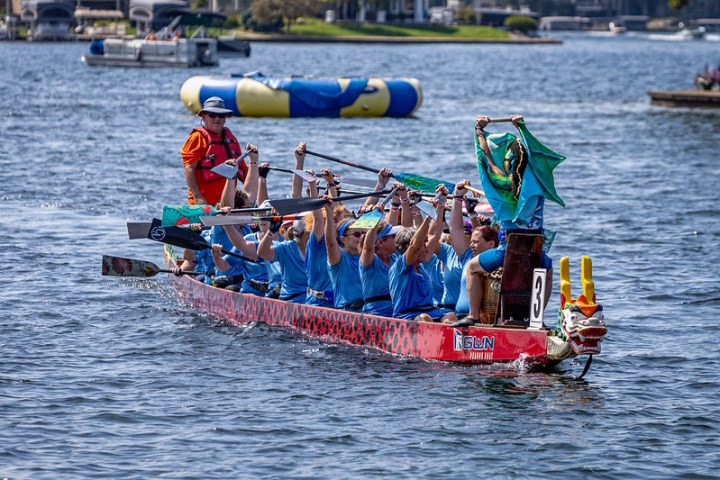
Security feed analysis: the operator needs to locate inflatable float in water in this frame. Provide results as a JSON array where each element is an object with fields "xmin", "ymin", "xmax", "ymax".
[{"xmin": 180, "ymin": 72, "xmax": 422, "ymax": 118}]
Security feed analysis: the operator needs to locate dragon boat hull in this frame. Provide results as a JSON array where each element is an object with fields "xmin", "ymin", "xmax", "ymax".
[
  {"xmin": 180, "ymin": 73, "xmax": 422, "ymax": 118},
  {"xmin": 163, "ymin": 247, "xmax": 584, "ymax": 368}
]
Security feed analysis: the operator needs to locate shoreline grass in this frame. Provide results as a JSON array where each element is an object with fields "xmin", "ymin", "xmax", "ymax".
[{"xmin": 235, "ymin": 17, "xmax": 511, "ymax": 39}]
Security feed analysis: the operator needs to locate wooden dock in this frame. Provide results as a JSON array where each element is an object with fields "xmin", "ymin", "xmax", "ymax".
[{"xmin": 648, "ymin": 89, "xmax": 720, "ymax": 108}]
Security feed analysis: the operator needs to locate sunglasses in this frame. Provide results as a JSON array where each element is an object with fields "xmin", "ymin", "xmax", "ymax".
[
  {"xmin": 344, "ymin": 231, "xmax": 363, "ymax": 238},
  {"xmin": 206, "ymin": 113, "xmax": 228, "ymax": 119}
]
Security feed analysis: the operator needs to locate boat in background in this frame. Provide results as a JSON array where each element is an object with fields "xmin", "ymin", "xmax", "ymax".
[
  {"xmin": 217, "ymin": 35, "xmax": 251, "ymax": 57},
  {"xmin": 180, "ymin": 72, "xmax": 423, "ymax": 117},
  {"xmin": 82, "ymin": 36, "xmax": 219, "ymax": 67},
  {"xmin": 608, "ymin": 21, "xmax": 627, "ymax": 35}
]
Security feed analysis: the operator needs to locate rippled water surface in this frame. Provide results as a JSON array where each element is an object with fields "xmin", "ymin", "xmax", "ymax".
[{"xmin": 2, "ymin": 34, "xmax": 720, "ymax": 478}]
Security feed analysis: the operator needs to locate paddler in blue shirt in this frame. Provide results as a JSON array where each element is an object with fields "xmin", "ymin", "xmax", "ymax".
[
  {"xmin": 360, "ymin": 216, "xmax": 401, "ymax": 317},
  {"xmin": 257, "ymin": 217, "xmax": 310, "ymax": 303},
  {"xmin": 388, "ymin": 217, "xmax": 458, "ymax": 324},
  {"xmin": 303, "ymin": 175, "xmax": 335, "ymax": 307},
  {"xmin": 323, "ymin": 199, "xmax": 365, "ymax": 311}
]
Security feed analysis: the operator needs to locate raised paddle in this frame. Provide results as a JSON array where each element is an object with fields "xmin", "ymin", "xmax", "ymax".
[
  {"xmin": 270, "ymin": 189, "xmax": 392, "ymax": 216},
  {"xmin": 101, "ymin": 255, "xmax": 202, "ymax": 278},
  {"xmin": 305, "ymin": 149, "xmax": 454, "ymax": 192},
  {"xmin": 466, "ymin": 186, "xmax": 487, "ymax": 198},
  {"xmin": 266, "ymin": 166, "xmax": 317, "ymax": 183},
  {"xmin": 200, "ymin": 214, "xmax": 308, "ymax": 227},
  {"xmin": 209, "ymin": 150, "xmax": 253, "ymax": 179},
  {"xmin": 350, "ymin": 187, "xmax": 399, "ymax": 230},
  {"xmin": 161, "ymin": 204, "xmax": 274, "ymax": 226},
  {"xmin": 146, "ymin": 218, "xmax": 260, "ymax": 263}
]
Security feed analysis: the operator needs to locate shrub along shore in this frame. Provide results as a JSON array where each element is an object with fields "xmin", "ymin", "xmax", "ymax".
[{"xmin": 230, "ymin": 20, "xmax": 561, "ymax": 44}]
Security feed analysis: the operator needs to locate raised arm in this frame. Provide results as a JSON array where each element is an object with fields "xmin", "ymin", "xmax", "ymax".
[
  {"xmin": 291, "ymin": 142, "xmax": 307, "ymax": 199},
  {"xmin": 243, "ymin": 144, "xmax": 259, "ymax": 206},
  {"xmin": 308, "ymin": 173, "xmax": 325, "ymax": 241},
  {"xmin": 320, "ymin": 168, "xmax": 338, "ymax": 198},
  {"xmin": 476, "ymin": 115, "xmax": 506, "ymax": 177},
  {"xmin": 257, "ymin": 220, "xmax": 282, "ymax": 262},
  {"xmin": 427, "ymin": 184, "xmax": 448, "ymax": 255},
  {"xmin": 450, "ymin": 180, "xmax": 471, "ymax": 255},
  {"xmin": 222, "ymin": 225, "xmax": 258, "ymax": 260},
  {"xmin": 257, "ymin": 161, "xmax": 270, "ymax": 206},
  {"xmin": 361, "ymin": 167, "xmax": 392, "ymax": 208},
  {"xmin": 405, "ymin": 216, "xmax": 431, "ymax": 267},
  {"xmin": 360, "ymin": 206, "xmax": 383, "ymax": 267},
  {"xmin": 323, "ymin": 199, "xmax": 342, "ymax": 266},
  {"xmin": 386, "ymin": 182, "xmax": 404, "ymax": 225}
]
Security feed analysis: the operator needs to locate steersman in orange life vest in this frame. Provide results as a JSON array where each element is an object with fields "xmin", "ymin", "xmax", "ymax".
[{"xmin": 181, "ymin": 96, "xmax": 250, "ymax": 205}]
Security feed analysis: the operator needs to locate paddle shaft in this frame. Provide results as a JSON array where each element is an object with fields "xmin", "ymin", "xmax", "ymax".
[
  {"xmin": 489, "ymin": 117, "xmax": 514, "ymax": 123},
  {"xmin": 268, "ymin": 166, "xmax": 294, "ymax": 174},
  {"xmin": 157, "ymin": 268, "xmax": 203, "ymax": 276},
  {"xmin": 305, "ymin": 149, "xmax": 380, "ymax": 175}
]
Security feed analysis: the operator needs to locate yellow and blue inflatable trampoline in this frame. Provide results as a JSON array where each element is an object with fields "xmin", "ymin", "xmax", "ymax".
[{"xmin": 180, "ymin": 72, "xmax": 422, "ymax": 118}]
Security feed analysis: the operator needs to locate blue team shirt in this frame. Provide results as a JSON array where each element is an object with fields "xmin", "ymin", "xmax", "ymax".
[
  {"xmin": 273, "ymin": 240, "xmax": 309, "ymax": 303},
  {"xmin": 437, "ymin": 244, "xmax": 474, "ymax": 307},
  {"xmin": 241, "ymin": 232, "xmax": 268, "ymax": 296},
  {"xmin": 389, "ymin": 253, "xmax": 434, "ymax": 318},
  {"xmin": 215, "ymin": 247, "xmax": 245, "ymax": 278},
  {"xmin": 328, "ymin": 251, "xmax": 362, "ymax": 309},
  {"xmin": 360, "ymin": 253, "xmax": 397, "ymax": 317},
  {"xmin": 453, "ymin": 250, "xmax": 476, "ymax": 315},
  {"xmin": 305, "ymin": 234, "xmax": 333, "ymax": 307},
  {"xmin": 423, "ymin": 254, "xmax": 444, "ymax": 305}
]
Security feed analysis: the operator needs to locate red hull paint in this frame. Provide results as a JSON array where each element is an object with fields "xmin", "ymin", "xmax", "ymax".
[{"xmin": 165, "ymin": 250, "xmax": 558, "ymax": 366}]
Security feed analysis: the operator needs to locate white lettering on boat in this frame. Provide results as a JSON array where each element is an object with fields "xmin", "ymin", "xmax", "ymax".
[{"xmin": 453, "ymin": 328, "xmax": 495, "ymax": 352}]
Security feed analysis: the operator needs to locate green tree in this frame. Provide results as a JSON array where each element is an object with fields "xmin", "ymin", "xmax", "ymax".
[
  {"xmin": 251, "ymin": 0, "xmax": 322, "ymax": 33},
  {"xmin": 503, "ymin": 15, "xmax": 539, "ymax": 33},
  {"xmin": 668, "ymin": 0, "xmax": 690, "ymax": 8}
]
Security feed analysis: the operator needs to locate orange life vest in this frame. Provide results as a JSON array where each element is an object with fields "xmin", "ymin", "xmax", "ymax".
[{"xmin": 192, "ymin": 126, "xmax": 247, "ymax": 184}]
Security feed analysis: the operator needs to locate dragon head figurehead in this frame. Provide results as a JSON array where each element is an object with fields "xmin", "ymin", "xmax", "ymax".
[{"xmin": 557, "ymin": 256, "xmax": 607, "ymax": 355}]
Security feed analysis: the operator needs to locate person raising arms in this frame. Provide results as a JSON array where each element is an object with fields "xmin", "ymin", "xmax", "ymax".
[
  {"xmin": 389, "ymin": 217, "xmax": 458, "ymax": 324},
  {"xmin": 323, "ymin": 198, "xmax": 365, "ymax": 311}
]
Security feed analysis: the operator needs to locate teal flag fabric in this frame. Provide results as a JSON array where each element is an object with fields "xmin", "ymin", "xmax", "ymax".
[{"xmin": 475, "ymin": 122, "xmax": 565, "ymax": 226}]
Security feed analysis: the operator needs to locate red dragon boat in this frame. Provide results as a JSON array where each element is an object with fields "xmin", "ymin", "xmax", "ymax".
[{"xmin": 155, "ymin": 230, "xmax": 607, "ymax": 370}]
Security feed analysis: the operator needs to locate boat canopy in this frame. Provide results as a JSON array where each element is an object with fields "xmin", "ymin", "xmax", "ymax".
[{"xmin": 74, "ymin": 8, "xmax": 124, "ymax": 20}]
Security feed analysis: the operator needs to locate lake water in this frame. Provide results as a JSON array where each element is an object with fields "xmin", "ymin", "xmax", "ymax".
[{"xmin": 1, "ymin": 33, "xmax": 720, "ymax": 478}]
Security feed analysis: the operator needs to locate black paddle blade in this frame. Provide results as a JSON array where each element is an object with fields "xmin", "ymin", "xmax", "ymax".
[
  {"xmin": 270, "ymin": 197, "xmax": 327, "ymax": 216},
  {"xmin": 101, "ymin": 255, "xmax": 160, "ymax": 277},
  {"xmin": 146, "ymin": 218, "xmax": 210, "ymax": 251}
]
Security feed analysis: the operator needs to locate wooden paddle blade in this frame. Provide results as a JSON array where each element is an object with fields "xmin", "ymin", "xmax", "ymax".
[
  {"xmin": 102, "ymin": 255, "xmax": 160, "ymax": 277},
  {"xmin": 127, "ymin": 222, "xmax": 152, "ymax": 240},
  {"xmin": 466, "ymin": 186, "xmax": 486, "ymax": 198},
  {"xmin": 162, "ymin": 204, "xmax": 219, "ymax": 227},
  {"xmin": 351, "ymin": 210, "xmax": 382, "ymax": 229},
  {"xmin": 147, "ymin": 219, "xmax": 210, "ymax": 251},
  {"xmin": 394, "ymin": 173, "xmax": 454, "ymax": 192},
  {"xmin": 201, "ymin": 215, "xmax": 256, "ymax": 226},
  {"xmin": 270, "ymin": 197, "xmax": 327, "ymax": 216}
]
